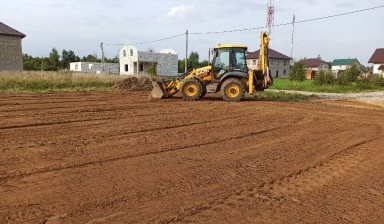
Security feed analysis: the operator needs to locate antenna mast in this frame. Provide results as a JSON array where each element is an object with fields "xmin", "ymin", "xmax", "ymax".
[{"xmin": 266, "ymin": 0, "xmax": 275, "ymax": 38}]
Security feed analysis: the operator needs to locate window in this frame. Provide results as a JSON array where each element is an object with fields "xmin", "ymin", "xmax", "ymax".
[
  {"xmin": 284, "ymin": 60, "xmax": 287, "ymax": 65},
  {"xmin": 125, "ymin": 64, "xmax": 129, "ymax": 72},
  {"xmin": 89, "ymin": 64, "xmax": 93, "ymax": 70},
  {"xmin": 213, "ymin": 49, "xmax": 230, "ymax": 78},
  {"xmin": 123, "ymin": 50, "xmax": 126, "ymax": 57},
  {"xmin": 276, "ymin": 70, "xmax": 279, "ymax": 78},
  {"xmin": 253, "ymin": 60, "xmax": 257, "ymax": 65},
  {"xmin": 139, "ymin": 63, "xmax": 144, "ymax": 72},
  {"xmin": 233, "ymin": 48, "xmax": 246, "ymax": 71},
  {"xmin": 283, "ymin": 70, "xmax": 287, "ymax": 75},
  {"xmin": 130, "ymin": 49, "xmax": 133, "ymax": 57}
]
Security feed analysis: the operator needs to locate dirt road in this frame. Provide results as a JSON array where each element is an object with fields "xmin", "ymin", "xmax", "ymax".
[{"xmin": 1, "ymin": 91, "xmax": 383, "ymax": 223}]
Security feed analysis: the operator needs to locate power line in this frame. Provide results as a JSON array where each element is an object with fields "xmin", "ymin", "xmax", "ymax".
[
  {"xmin": 102, "ymin": 4, "xmax": 383, "ymax": 46},
  {"xmin": 190, "ymin": 4, "xmax": 384, "ymax": 35}
]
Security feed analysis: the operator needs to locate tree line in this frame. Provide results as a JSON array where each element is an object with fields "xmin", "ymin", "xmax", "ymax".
[
  {"xmin": 23, "ymin": 48, "xmax": 209, "ymax": 73},
  {"xmin": 23, "ymin": 48, "xmax": 118, "ymax": 71}
]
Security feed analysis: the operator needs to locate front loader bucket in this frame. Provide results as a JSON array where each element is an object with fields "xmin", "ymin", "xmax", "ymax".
[{"xmin": 150, "ymin": 81, "xmax": 166, "ymax": 99}]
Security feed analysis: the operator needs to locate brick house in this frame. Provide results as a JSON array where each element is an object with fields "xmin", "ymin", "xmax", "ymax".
[
  {"xmin": 0, "ymin": 22, "xmax": 26, "ymax": 71},
  {"xmin": 368, "ymin": 48, "xmax": 384, "ymax": 76},
  {"xmin": 246, "ymin": 49, "xmax": 292, "ymax": 78},
  {"xmin": 119, "ymin": 45, "xmax": 178, "ymax": 76},
  {"xmin": 303, "ymin": 58, "xmax": 330, "ymax": 80}
]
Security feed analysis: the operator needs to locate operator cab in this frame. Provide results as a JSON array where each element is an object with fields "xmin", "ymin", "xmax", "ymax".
[{"xmin": 212, "ymin": 44, "xmax": 248, "ymax": 80}]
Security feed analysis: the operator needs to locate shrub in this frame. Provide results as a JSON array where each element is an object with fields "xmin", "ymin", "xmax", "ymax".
[
  {"xmin": 314, "ymin": 70, "xmax": 335, "ymax": 86},
  {"xmin": 371, "ymin": 74, "xmax": 384, "ymax": 87},
  {"xmin": 289, "ymin": 60, "xmax": 306, "ymax": 81}
]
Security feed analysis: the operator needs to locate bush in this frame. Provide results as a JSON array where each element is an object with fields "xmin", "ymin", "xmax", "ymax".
[
  {"xmin": 371, "ymin": 74, "xmax": 384, "ymax": 87},
  {"xmin": 314, "ymin": 70, "xmax": 335, "ymax": 85},
  {"xmin": 289, "ymin": 60, "xmax": 306, "ymax": 81}
]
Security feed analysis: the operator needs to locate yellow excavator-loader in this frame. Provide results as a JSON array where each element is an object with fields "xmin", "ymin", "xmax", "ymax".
[{"xmin": 150, "ymin": 32, "xmax": 272, "ymax": 102}]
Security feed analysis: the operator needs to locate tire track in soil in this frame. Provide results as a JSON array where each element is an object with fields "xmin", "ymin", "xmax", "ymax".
[
  {"xmin": 0, "ymin": 109, "xmax": 310, "ymax": 182},
  {"xmin": 0, "ymin": 126, "xmax": 281, "ymax": 181},
  {"xmin": 162, "ymin": 137, "xmax": 377, "ymax": 223}
]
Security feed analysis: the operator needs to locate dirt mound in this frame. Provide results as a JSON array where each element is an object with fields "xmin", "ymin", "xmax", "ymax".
[{"xmin": 113, "ymin": 76, "xmax": 155, "ymax": 91}]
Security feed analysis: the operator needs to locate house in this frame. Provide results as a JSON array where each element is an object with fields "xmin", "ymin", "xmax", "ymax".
[
  {"xmin": 119, "ymin": 45, "xmax": 178, "ymax": 76},
  {"xmin": 303, "ymin": 58, "xmax": 330, "ymax": 80},
  {"xmin": 70, "ymin": 62, "xmax": 119, "ymax": 74},
  {"xmin": 246, "ymin": 49, "xmax": 291, "ymax": 78},
  {"xmin": 368, "ymin": 48, "xmax": 384, "ymax": 76},
  {"xmin": 331, "ymin": 59, "xmax": 361, "ymax": 76},
  {"xmin": 0, "ymin": 22, "xmax": 26, "ymax": 71}
]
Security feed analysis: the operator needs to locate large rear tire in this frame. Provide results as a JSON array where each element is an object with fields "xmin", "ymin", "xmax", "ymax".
[
  {"xmin": 221, "ymin": 78, "xmax": 245, "ymax": 102},
  {"xmin": 181, "ymin": 79, "xmax": 203, "ymax": 101}
]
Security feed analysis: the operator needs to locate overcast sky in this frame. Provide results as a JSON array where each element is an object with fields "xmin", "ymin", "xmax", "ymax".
[{"xmin": 1, "ymin": 0, "xmax": 383, "ymax": 65}]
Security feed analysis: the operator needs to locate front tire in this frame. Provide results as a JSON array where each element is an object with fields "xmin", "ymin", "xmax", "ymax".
[
  {"xmin": 221, "ymin": 78, "xmax": 245, "ymax": 102},
  {"xmin": 181, "ymin": 79, "xmax": 203, "ymax": 100}
]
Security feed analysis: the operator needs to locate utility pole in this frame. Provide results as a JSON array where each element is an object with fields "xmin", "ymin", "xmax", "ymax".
[
  {"xmin": 185, "ymin": 29, "xmax": 188, "ymax": 73},
  {"xmin": 291, "ymin": 14, "xmax": 296, "ymax": 65},
  {"xmin": 100, "ymin": 42, "xmax": 105, "ymax": 73}
]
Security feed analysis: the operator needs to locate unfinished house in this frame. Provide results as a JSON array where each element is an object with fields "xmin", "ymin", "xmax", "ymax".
[
  {"xmin": 246, "ymin": 49, "xmax": 291, "ymax": 78},
  {"xmin": 119, "ymin": 45, "xmax": 178, "ymax": 76},
  {"xmin": 303, "ymin": 58, "xmax": 330, "ymax": 80},
  {"xmin": 0, "ymin": 22, "xmax": 26, "ymax": 71}
]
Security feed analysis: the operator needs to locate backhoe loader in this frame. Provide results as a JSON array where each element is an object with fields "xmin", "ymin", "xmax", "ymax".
[{"xmin": 150, "ymin": 32, "xmax": 272, "ymax": 102}]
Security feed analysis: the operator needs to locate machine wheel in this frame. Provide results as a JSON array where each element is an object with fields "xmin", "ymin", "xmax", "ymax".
[
  {"xmin": 181, "ymin": 79, "xmax": 203, "ymax": 100},
  {"xmin": 221, "ymin": 78, "xmax": 245, "ymax": 102},
  {"xmin": 198, "ymin": 81, "xmax": 207, "ymax": 99}
]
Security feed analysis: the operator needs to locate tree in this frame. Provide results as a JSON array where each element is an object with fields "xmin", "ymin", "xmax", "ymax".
[
  {"xmin": 178, "ymin": 59, "xmax": 186, "ymax": 73},
  {"xmin": 62, "ymin": 49, "xmax": 80, "ymax": 70},
  {"xmin": 188, "ymin": 51, "xmax": 199, "ymax": 69},
  {"xmin": 49, "ymin": 48, "xmax": 60, "ymax": 71},
  {"xmin": 82, "ymin": 54, "xmax": 99, "ymax": 62},
  {"xmin": 289, "ymin": 60, "xmax": 306, "ymax": 81}
]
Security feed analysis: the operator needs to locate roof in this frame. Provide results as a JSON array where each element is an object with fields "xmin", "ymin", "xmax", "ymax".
[
  {"xmin": 368, "ymin": 48, "xmax": 384, "ymax": 64},
  {"xmin": 332, "ymin": 59, "xmax": 360, "ymax": 66},
  {"xmin": 246, "ymin": 49, "xmax": 292, "ymax": 60},
  {"xmin": 303, "ymin": 58, "xmax": 328, "ymax": 68},
  {"xmin": 0, "ymin": 22, "xmax": 26, "ymax": 38},
  {"xmin": 378, "ymin": 65, "xmax": 384, "ymax": 70}
]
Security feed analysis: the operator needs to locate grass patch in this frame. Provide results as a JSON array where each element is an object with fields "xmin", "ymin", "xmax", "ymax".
[
  {"xmin": 253, "ymin": 91, "xmax": 311, "ymax": 102},
  {"xmin": 270, "ymin": 78, "xmax": 384, "ymax": 93},
  {"xmin": 0, "ymin": 71, "xmax": 125, "ymax": 92}
]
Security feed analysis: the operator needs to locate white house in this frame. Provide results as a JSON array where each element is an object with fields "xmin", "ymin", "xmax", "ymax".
[
  {"xmin": 246, "ymin": 49, "xmax": 292, "ymax": 78},
  {"xmin": 368, "ymin": 48, "xmax": 384, "ymax": 76},
  {"xmin": 331, "ymin": 59, "xmax": 361, "ymax": 76},
  {"xmin": 119, "ymin": 45, "xmax": 178, "ymax": 76},
  {"xmin": 70, "ymin": 62, "xmax": 119, "ymax": 74}
]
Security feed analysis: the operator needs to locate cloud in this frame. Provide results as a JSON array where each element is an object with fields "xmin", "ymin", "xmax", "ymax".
[{"xmin": 166, "ymin": 5, "xmax": 194, "ymax": 19}]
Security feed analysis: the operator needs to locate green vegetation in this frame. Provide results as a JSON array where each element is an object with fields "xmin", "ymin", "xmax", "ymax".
[
  {"xmin": 289, "ymin": 60, "xmax": 306, "ymax": 81},
  {"xmin": 271, "ymin": 76, "xmax": 384, "ymax": 93},
  {"xmin": 254, "ymin": 91, "xmax": 311, "ymax": 101},
  {"xmin": 0, "ymin": 71, "xmax": 124, "ymax": 92},
  {"xmin": 24, "ymin": 48, "xmax": 119, "ymax": 71}
]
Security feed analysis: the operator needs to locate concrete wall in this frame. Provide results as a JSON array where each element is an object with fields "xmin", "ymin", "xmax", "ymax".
[
  {"xmin": 0, "ymin": 35, "xmax": 23, "ymax": 71},
  {"xmin": 70, "ymin": 62, "xmax": 119, "ymax": 74}
]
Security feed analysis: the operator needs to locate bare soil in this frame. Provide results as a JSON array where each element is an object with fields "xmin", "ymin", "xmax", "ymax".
[{"xmin": 0, "ymin": 91, "xmax": 383, "ymax": 224}]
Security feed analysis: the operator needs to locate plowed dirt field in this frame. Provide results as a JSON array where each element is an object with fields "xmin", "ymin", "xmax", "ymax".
[{"xmin": 1, "ymin": 91, "xmax": 383, "ymax": 224}]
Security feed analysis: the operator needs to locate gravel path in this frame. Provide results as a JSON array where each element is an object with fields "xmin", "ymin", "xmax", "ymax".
[{"xmin": 268, "ymin": 89, "xmax": 384, "ymax": 107}]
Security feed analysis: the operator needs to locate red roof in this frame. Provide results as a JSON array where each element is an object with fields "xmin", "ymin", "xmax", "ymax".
[
  {"xmin": 303, "ymin": 58, "xmax": 328, "ymax": 68},
  {"xmin": 368, "ymin": 48, "xmax": 384, "ymax": 63},
  {"xmin": 378, "ymin": 65, "xmax": 384, "ymax": 70},
  {"xmin": 0, "ymin": 22, "xmax": 26, "ymax": 38},
  {"xmin": 247, "ymin": 49, "xmax": 292, "ymax": 60}
]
